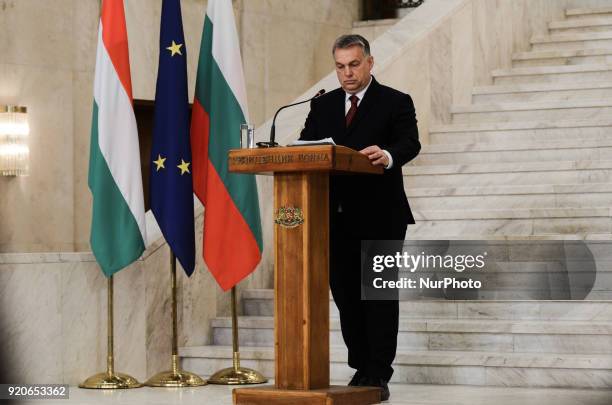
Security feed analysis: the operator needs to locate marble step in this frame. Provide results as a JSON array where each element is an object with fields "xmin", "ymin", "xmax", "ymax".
[
  {"xmin": 408, "ymin": 183, "xmax": 612, "ymax": 210},
  {"xmin": 403, "ymin": 159, "xmax": 612, "ymax": 187},
  {"xmin": 404, "ymin": 239, "xmax": 612, "ymax": 261},
  {"xmin": 409, "ymin": 209, "xmax": 609, "ymax": 236},
  {"xmin": 429, "ymin": 119, "xmax": 612, "ymax": 144},
  {"xmin": 241, "ymin": 290, "xmax": 612, "ymax": 320},
  {"xmin": 531, "ymin": 32, "xmax": 612, "ymax": 51},
  {"xmin": 406, "ymin": 233, "xmax": 612, "ymax": 241},
  {"xmin": 408, "ymin": 217, "xmax": 610, "ymax": 238},
  {"xmin": 180, "ymin": 345, "xmax": 612, "ymax": 387},
  {"xmin": 492, "ymin": 64, "xmax": 612, "ymax": 85},
  {"xmin": 474, "ymin": 290, "xmax": 612, "ymax": 301},
  {"xmin": 513, "ymin": 48, "xmax": 612, "ymax": 67},
  {"xmin": 463, "ymin": 289, "xmax": 612, "ymax": 301},
  {"xmin": 413, "ymin": 207, "xmax": 610, "ymax": 220},
  {"xmin": 420, "ymin": 138, "xmax": 612, "ymax": 154},
  {"xmin": 549, "ymin": 17, "xmax": 612, "ymax": 34},
  {"xmin": 210, "ymin": 317, "xmax": 612, "ymax": 353},
  {"xmin": 214, "ymin": 317, "xmax": 612, "ymax": 336},
  {"xmin": 472, "ymin": 81, "xmax": 612, "ymax": 103},
  {"xmin": 408, "ymin": 182, "xmax": 612, "ymax": 197},
  {"xmin": 414, "ymin": 138, "xmax": 612, "ymax": 165},
  {"xmin": 400, "ymin": 262, "xmax": 612, "ymax": 275},
  {"xmin": 451, "ymin": 99, "xmax": 612, "ymax": 124},
  {"xmin": 566, "ymin": 6, "xmax": 612, "ymax": 20}
]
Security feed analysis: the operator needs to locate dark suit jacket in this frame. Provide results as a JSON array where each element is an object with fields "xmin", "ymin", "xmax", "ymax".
[{"xmin": 299, "ymin": 77, "xmax": 421, "ymax": 237}]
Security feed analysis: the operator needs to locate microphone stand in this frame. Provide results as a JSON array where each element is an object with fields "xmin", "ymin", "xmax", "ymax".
[{"xmin": 256, "ymin": 89, "xmax": 325, "ymax": 148}]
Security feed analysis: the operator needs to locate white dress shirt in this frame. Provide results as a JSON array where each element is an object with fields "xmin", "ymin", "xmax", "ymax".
[{"xmin": 344, "ymin": 77, "xmax": 394, "ymax": 169}]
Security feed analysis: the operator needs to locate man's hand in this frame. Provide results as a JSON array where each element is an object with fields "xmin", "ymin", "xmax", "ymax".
[{"xmin": 360, "ymin": 145, "xmax": 389, "ymax": 167}]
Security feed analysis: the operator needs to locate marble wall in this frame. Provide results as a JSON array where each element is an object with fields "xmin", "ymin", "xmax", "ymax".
[
  {"xmin": 0, "ymin": 217, "xmax": 224, "ymax": 385},
  {"xmin": 351, "ymin": 18, "xmax": 399, "ymax": 42},
  {"xmin": 0, "ymin": 250, "xmax": 147, "ymax": 384}
]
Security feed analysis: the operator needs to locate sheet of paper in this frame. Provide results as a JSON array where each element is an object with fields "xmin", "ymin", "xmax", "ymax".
[{"xmin": 288, "ymin": 137, "xmax": 336, "ymax": 146}]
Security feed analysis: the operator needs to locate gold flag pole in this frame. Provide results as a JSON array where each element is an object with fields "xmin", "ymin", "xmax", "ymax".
[
  {"xmin": 80, "ymin": 275, "xmax": 143, "ymax": 389},
  {"xmin": 207, "ymin": 286, "xmax": 267, "ymax": 385},
  {"xmin": 146, "ymin": 251, "xmax": 206, "ymax": 387}
]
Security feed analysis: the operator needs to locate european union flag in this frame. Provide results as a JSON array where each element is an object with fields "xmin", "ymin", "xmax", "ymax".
[{"xmin": 150, "ymin": 0, "xmax": 195, "ymax": 276}]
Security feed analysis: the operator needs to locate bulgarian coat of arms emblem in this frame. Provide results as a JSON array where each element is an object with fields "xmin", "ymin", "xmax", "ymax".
[{"xmin": 274, "ymin": 206, "xmax": 304, "ymax": 228}]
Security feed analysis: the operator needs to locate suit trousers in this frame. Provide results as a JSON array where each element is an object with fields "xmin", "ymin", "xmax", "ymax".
[{"xmin": 329, "ymin": 211, "xmax": 407, "ymax": 382}]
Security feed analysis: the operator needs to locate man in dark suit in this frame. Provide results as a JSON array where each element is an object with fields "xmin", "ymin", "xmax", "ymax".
[{"xmin": 299, "ymin": 34, "xmax": 420, "ymax": 401}]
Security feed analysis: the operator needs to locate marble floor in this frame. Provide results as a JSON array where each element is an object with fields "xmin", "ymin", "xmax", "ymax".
[{"xmin": 22, "ymin": 384, "xmax": 612, "ymax": 405}]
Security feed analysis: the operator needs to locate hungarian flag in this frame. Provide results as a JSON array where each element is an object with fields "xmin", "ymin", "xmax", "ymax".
[
  {"xmin": 88, "ymin": 0, "xmax": 146, "ymax": 277},
  {"xmin": 150, "ymin": 0, "xmax": 195, "ymax": 276},
  {"xmin": 190, "ymin": 0, "xmax": 263, "ymax": 290}
]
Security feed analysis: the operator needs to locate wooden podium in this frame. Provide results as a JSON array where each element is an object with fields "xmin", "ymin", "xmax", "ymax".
[{"xmin": 228, "ymin": 145, "xmax": 382, "ymax": 405}]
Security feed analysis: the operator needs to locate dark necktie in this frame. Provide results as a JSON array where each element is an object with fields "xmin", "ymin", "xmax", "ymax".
[{"xmin": 345, "ymin": 95, "xmax": 359, "ymax": 127}]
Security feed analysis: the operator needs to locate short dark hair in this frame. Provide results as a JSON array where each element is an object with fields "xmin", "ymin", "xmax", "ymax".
[{"xmin": 332, "ymin": 34, "xmax": 371, "ymax": 57}]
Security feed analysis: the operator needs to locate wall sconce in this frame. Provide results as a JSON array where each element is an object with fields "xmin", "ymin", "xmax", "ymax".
[{"xmin": 0, "ymin": 105, "xmax": 29, "ymax": 176}]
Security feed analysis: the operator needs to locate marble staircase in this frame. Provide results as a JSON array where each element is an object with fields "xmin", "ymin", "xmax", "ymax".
[
  {"xmin": 180, "ymin": 7, "xmax": 612, "ymax": 388},
  {"xmin": 412, "ymin": 6, "xmax": 612, "ymax": 240},
  {"xmin": 181, "ymin": 290, "xmax": 612, "ymax": 388}
]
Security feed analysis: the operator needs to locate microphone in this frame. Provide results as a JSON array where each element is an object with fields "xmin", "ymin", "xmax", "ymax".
[{"xmin": 257, "ymin": 89, "xmax": 326, "ymax": 148}]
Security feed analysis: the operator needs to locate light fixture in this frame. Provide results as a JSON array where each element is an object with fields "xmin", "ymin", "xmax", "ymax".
[{"xmin": 0, "ymin": 105, "xmax": 29, "ymax": 176}]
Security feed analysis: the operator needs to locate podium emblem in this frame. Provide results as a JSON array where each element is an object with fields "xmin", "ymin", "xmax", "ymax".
[{"xmin": 275, "ymin": 206, "xmax": 304, "ymax": 228}]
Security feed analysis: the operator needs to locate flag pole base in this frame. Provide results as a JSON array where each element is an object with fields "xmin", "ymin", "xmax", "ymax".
[
  {"xmin": 208, "ymin": 287, "xmax": 268, "ymax": 385},
  {"xmin": 145, "ymin": 369, "xmax": 207, "ymax": 388},
  {"xmin": 207, "ymin": 366, "xmax": 267, "ymax": 385},
  {"xmin": 79, "ymin": 372, "xmax": 143, "ymax": 389}
]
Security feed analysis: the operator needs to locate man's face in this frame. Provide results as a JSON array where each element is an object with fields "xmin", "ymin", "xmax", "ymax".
[{"xmin": 334, "ymin": 45, "xmax": 374, "ymax": 94}]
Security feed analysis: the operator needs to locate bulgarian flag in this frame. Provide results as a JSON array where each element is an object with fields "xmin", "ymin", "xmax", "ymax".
[
  {"xmin": 88, "ymin": 0, "xmax": 146, "ymax": 277},
  {"xmin": 191, "ymin": 0, "xmax": 263, "ymax": 290}
]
